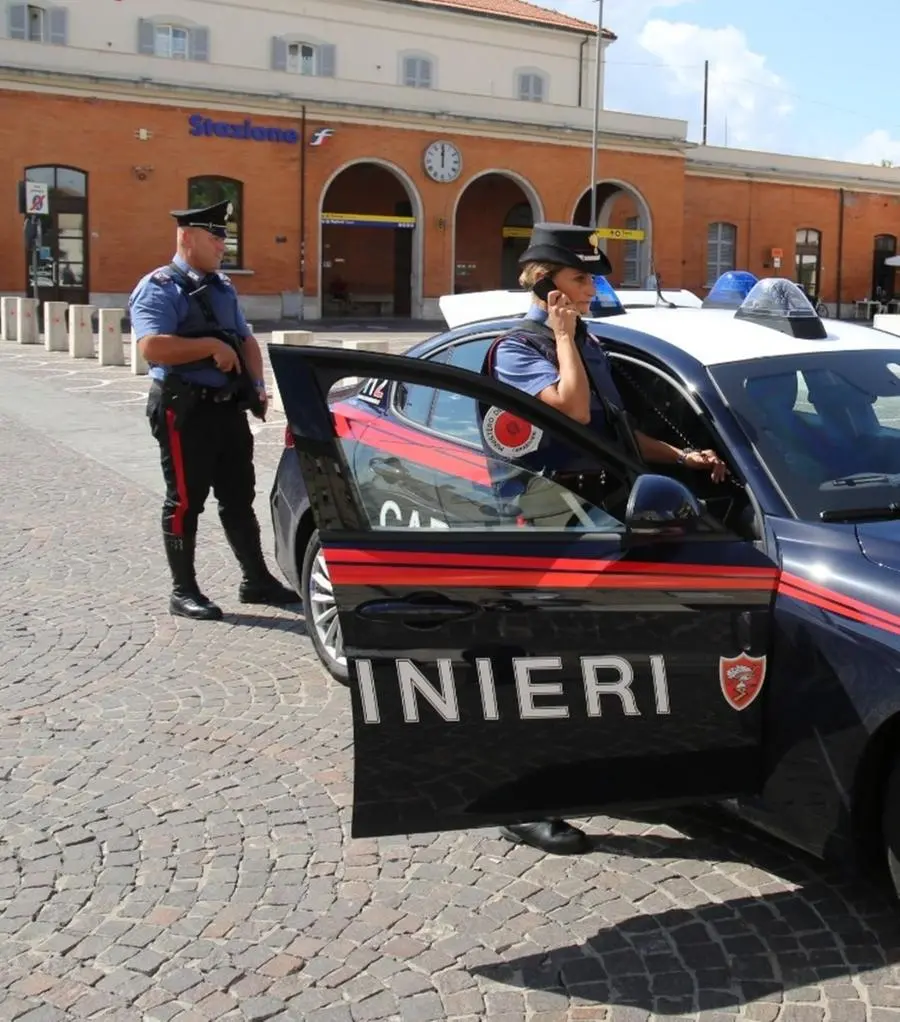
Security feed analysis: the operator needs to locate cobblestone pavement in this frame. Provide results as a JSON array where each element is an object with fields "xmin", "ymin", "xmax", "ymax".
[{"xmin": 2, "ymin": 336, "xmax": 900, "ymax": 1022}]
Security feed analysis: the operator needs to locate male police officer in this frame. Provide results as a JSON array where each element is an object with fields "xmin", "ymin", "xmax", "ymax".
[
  {"xmin": 130, "ymin": 200, "xmax": 297, "ymax": 621},
  {"xmin": 484, "ymin": 223, "xmax": 726, "ymax": 855}
]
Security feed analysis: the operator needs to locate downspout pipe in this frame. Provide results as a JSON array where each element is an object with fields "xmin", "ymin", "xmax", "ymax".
[
  {"xmin": 578, "ymin": 35, "xmax": 589, "ymax": 106},
  {"xmin": 836, "ymin": 187, "xmax": 845, "ymax": 320}
]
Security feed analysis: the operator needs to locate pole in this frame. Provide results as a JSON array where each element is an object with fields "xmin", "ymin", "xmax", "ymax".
[
  {"xmin": 30, "ymin": 216, "xmax": 40, "ymax": 303},
  {"xmin": 701, "ymin": 60, "xmax": 709, "ymax": 145},
  {"xmin": 589, "ymin": 0, "xmax": 604, "ymax": 227},
  {"xmin": 299, "ymin": 104, "xmax": 307, "ymax": 320}
]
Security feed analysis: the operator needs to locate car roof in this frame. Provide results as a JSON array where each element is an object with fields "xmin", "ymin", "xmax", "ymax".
[
  {"xmin": 437, "ymin": 288, "xmax": 701, "ymax": 330},
  {"xmin": 434, "ymin": 290, "xmax": 900, "ymax": 369},
  {"xmin": 618, "ymin": 308, "xmax": 900, "ymax": 366}
]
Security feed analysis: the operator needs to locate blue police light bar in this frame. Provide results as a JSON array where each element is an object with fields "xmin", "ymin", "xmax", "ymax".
[
  {"xmin": 589, "ymin": 275, "xmax": 626, "ymax": 318},
  {"xmin": 734, "ymin": 277, "xmax": 828, "ymax": 339},
  {"xmin": 702, "ymin": 270, "xmax": 759, "ymax": 309}
]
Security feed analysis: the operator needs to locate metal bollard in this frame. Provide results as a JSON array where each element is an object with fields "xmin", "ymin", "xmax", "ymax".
[
  {"xmin": 68, "ymin": 305, "xmax": 95, "ymax": 359},
  {"xmin": 44, "ymin": 301, "xmax": 68, "ymax": 351},
  {"xmin": 16, "ymin": 298, "xmax": 39, "ymax": 344},
  {"xmin": 1, "ymin": 296, "xmax": 18, "ymax": 341},
  {"xmin": 131, "ymin": 328, "xmax": 149, "ymax": 376},
  {"xmin": 98, "ymin": 309, "xmax": 126, "ymax": 366},
  {"xmin": 268, "ymin": 330, "xmax": 316, "ymax": 414}
]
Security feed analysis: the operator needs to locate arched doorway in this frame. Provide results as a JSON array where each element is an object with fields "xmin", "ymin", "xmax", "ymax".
[
  {"xmin": 319, "ymin": 161, "xmax": 422, "ymax": 318},
  {"xmin": 23, "ymin": 165, "xmax": 89, "ymax": 307},
  {"xmin": 453, "ymin": 172, "xmax": 542, "ymax": 293},
  {"xmin": 572, "ymin": 181, "xmax": 653, "ymax": 288}
]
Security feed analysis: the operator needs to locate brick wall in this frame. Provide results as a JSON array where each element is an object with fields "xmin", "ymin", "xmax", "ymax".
[{"xmin": 5, "ymin": 89, "xmax": 900, "ymax": 311}]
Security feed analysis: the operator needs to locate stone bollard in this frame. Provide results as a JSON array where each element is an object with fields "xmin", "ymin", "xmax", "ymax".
[
  {"xmin": 131, "ymin": 328, "xmax": 149, "ymax": 376},
  {"xmin": 16, "ymin": 298, "xmax": 40, "ymax": 344},
  {"xmin": 44, "ymin": 301, "xmax": 68, "ymax": 351},
  {"xmin": 269, "ymin": 330, "xmax": 316, "ymax": 414},
  {"xmin": 1, "ymin": 296, "xmax": 18, "ymax": 341},
  {"xmin": 98, "ymin": 309, "xmax": 126, "ymax": 366},
  {"xmin": 68, "ymin": 305, "xmax": 95, "ymax": 359},
  {"xmin": 337, "ymin": 338, "xmax": 391, "ymax": 388}
]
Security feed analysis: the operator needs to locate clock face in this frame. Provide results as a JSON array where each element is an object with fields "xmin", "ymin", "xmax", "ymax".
[{"xmin": 424, "ymin": 140, "xmax": 462, "ymax": 183}]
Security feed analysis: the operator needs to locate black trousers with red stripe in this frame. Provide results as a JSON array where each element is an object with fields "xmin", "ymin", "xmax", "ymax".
[{"xmin": 146, "ymin": 381, "xmax": 257, "ymax": 542}]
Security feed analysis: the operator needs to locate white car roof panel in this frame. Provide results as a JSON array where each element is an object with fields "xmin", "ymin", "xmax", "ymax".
[{"xmin": 617, "ymin": 308, "xmax": 900, "ymax": 366}]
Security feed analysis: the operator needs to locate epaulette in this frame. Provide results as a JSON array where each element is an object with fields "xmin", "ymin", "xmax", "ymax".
[
  {"xmin": 216, "ymin": 271, "xmax": 233, "ymax": 287},
  {"xmin": 149, "ymin": 269, "xmax": 173, "ymax": 286}
]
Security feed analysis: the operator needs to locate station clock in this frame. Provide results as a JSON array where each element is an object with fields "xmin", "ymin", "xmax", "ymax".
[{"xmin": 423, "ymin": 140, "xmax": 463, "ymax": 183}]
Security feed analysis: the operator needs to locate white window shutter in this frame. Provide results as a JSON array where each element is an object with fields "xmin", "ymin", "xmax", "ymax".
[
  {"xmin": 189, "ymin": 26, "xmax": 209, "ymax": 62},
  {"xmin": 8, "ymin": 4, "xmax": 27, "ymax": 39},
  {"xmin": 271, "ymin": 35, "xmax": 288, "ymax": 71},
  {"xmin": 137, "ymin": 18, "xmax": 155, "ymax": 55},
  {"xmin": 316, "ymin": 43, "xmax": 335, "ymax": 77},
  {"xmin": 48, "ymin": 6, "xmax": 67, "ymax": 45}
]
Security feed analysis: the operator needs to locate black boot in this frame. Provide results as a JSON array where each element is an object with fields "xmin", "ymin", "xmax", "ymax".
[
  {"xmin": 221, "ymin": 520, "xmax": 299, "ymax": 605},
  {"xmin": 163, "ymin": 532, "xmax": 223, "ymax": 621},
  {"xmin": 499, "ymin": 819, "xmax": 591, "ymax": 855}
]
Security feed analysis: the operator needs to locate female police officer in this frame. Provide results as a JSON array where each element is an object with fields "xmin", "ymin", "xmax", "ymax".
[{"xmin": 485, "ymin": 223, "xmax": 726, "ymax": 856}]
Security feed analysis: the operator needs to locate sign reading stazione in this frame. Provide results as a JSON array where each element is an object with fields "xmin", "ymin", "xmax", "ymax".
[{"xmin": 188, "ymin": 113, "xmax": 299, "ymax": 144}]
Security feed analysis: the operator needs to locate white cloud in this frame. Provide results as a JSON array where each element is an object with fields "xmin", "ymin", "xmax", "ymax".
[
  {"xmin": 535, "ymin": 2, "xmax": 794, "ymax": 151},
  {"xmin": 636, "ymin": 20, "xmax": 792, "ymax": 147},
  {"xmin": 843, "ymin": 130, "xmax": 900, "ymax": 168}
]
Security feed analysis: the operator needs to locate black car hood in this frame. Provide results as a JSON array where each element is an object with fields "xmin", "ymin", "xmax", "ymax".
[{"xmin": 856, "ymin": 520, "xmax": 900, "ymax": 573}]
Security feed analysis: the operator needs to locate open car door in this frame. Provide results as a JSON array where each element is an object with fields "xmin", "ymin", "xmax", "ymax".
[{"xmin": 269, "ymin": 343, "xmax": 779, "ymax": 839}]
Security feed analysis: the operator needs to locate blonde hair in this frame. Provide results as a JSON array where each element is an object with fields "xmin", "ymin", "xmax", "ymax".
[{"xmin": 518, "ymin": 261, "xmax": 567, "ymax": 290}]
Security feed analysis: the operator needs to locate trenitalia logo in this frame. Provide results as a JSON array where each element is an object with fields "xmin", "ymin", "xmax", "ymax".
[{"xmin": 187, "ymin": 114, "xmax": 299, "ymax": 144}]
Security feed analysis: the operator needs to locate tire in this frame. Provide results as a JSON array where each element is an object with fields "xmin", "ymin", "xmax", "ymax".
[{"xmin": 301, "ymin": 528, "xmax": 350, "ymax": 685}]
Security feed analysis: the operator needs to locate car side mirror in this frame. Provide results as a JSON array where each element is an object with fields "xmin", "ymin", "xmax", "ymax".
[{"xmin": 625, "ymin": 474, "xmax": 703, "ymax": 534}]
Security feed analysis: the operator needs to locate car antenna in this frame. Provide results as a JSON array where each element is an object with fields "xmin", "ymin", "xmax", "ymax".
[{"xmin": 653, "ymin": 261, "xmax": 677, "ymax": 309}]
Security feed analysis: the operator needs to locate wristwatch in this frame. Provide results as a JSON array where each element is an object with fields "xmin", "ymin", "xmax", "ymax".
[
  {"xmin": 676, "ymin": 447, "xmax": 694, "ymax": 465},
  {"xmin": 254, "ymin": 379, "xmax": 266, "ymax": 390}
]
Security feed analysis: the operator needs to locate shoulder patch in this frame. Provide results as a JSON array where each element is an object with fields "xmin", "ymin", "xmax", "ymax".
[
  {"xmin": 216, "ymin": 271, "xmax": 233, "ymax": 287},
  {"xmin": 149, "ymin": 270, "xmax": 173, "ymax": 286}
]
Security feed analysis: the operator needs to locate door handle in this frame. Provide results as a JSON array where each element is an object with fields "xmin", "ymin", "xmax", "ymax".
[
  {"xmin": 370, "ymin": 457, "xmax": 408, "ymax": 484},
  {"xmin": 356, "ymin": 596, "xmax": 479, "ymax": 627}
]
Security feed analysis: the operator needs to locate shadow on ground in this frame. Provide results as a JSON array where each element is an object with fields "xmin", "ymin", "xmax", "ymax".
[{"xmin": 471, "ymin": 807, "xmax": 900, "ymax": 1015}]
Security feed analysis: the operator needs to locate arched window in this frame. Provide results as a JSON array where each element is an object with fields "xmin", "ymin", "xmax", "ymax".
[
  {"xmin": 400, "ymin": 52, "xmax": 434, "ymax": 89},
  {"xmin": 187, "ymin": 176, "xmax": 243, "ymax": 270},
  {"xmin": 707, "ymin": 222, "xmax": 736, "ymax": 285},
  {"xmin": 795, "ymin": 228, "xmax": 822, "ymax": 297},
  {"xmin": 516, "ymin": 70, "xmax": 547, "ymax": 102}
]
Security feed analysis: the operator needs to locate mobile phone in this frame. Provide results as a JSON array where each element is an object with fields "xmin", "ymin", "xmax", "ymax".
[{"xmin": 532, "ymin": 276, "xmax": 556, "ymax": 302}]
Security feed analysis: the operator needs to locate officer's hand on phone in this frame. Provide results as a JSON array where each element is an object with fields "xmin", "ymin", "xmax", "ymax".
[
  {"xmin": 547, "ymin": 291, "xmax": 578, "ymax": 343},
  {"xmin": 211, "ymin": 340, "xmax": 240, "ymax": 374}
]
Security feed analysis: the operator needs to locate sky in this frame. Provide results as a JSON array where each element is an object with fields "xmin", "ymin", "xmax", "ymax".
[{"xmin": 541, "ymin": 0, "xmax": 900, "ymax": 167}]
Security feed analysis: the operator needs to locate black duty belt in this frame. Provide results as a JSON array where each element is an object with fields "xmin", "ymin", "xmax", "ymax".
[{"xmin": 152, "ymin": 378, "xmax": 235, "ymax": 402}]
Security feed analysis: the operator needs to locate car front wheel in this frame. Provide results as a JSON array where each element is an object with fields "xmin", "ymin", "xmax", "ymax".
[{"xmin": 301, "ymin": 528, "xmax": 350, "ymax": 685}]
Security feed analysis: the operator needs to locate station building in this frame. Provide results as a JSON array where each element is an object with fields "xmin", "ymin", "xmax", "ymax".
[{"xmin": 2, "ymin": 0, "xmax": 900, "ymax": 321}]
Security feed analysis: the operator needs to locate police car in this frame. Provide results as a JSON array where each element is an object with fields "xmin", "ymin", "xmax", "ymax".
[{"xmin": 268, "ymin": 274, "xmax": 900, "ymax": 897}]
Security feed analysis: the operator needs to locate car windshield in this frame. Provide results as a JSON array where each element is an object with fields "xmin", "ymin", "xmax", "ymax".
[{"xmin": 709, "ymin": 349, "xmax": 900, "ymax": 521}]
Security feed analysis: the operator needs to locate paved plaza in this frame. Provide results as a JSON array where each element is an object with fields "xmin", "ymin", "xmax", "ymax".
[{"xmin": 1, "ymin": 332, "xmax": 900, "ymax": 1022}]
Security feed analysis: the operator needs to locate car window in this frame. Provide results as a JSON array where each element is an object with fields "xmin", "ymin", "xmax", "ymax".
[
  {"xmin": 392, "ymin": 348, "xmax": 449, "ymax": 425},
  {"xmin": 429, "ymin": 337, "xmax": 493, "ymax": 445},
  {"xmin": 610, "ymin": 355, "xmax": 756, "ymax": 537},
  {"xmin": 330, "ymin": 367, "xmax": 630, "ymax": 533},
  {"xmin": 710, "ymin": 350, "xmax": 900, "ymax": 520}
]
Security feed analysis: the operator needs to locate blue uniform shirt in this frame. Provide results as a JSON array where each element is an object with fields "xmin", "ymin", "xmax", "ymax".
[
  {"xmin": 129, "ymin": 254, "xmax": 251, "ymax": 387},
  {"xmin": 492, "ymin": 305, "xmax": 624, "ymax": 435}
]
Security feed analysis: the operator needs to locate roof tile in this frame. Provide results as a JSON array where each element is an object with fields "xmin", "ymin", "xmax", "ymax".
[{"xmin": 392, "ymin": 0, "xmax": 615, "ymax": 37}]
